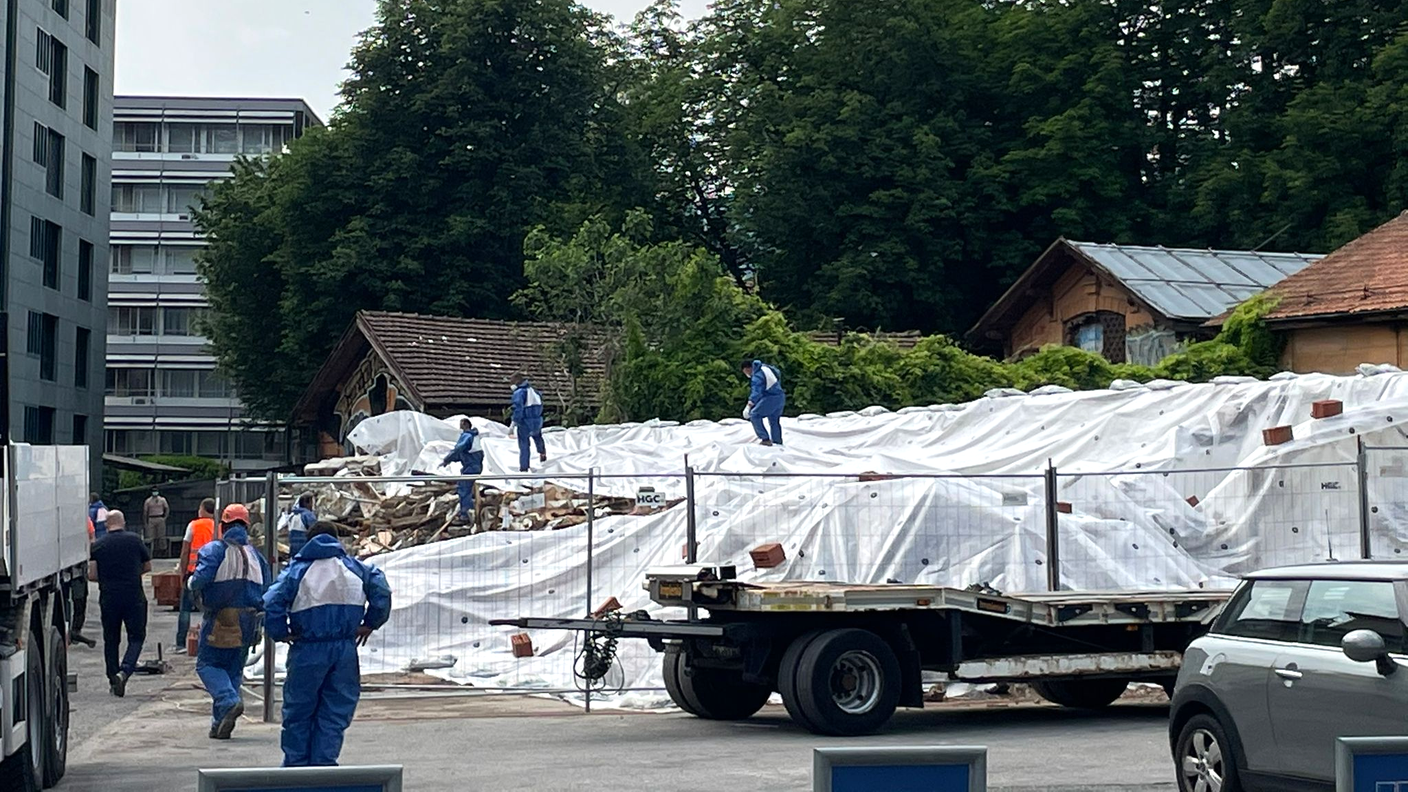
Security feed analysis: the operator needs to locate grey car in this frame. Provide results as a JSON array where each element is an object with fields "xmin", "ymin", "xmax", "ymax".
[{"xmin": 1169, "ymin": 561, "xmax": 1408, "ymax": 791}]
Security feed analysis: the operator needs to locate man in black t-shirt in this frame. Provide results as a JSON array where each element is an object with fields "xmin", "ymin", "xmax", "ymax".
[{"xmin": 88, "ymin": 509, "xmax": 151, "ymax": 697}]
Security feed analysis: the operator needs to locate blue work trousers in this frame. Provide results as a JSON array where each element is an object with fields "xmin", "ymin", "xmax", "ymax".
[
  {"xmin": 175, "ymin": 585, "xmax": 195, "ymax": 650},
  {"xmin": 281, "ymin": 639, "xmax": 362, "ymax": 767},
  {"xmin": 99, "ymin": 592, "xmax": 147, "ymax": 679},
  {"xmin": 289, "ymin": 531, "xmax": 307, "ymax": 559},
  {"xmin": 455, "ymin": 480, "xmax": 475, "ymax": 521},
  {"xmin": 517, "ymin": 426, "xmax": 545, "ymax": 471},
  {"xmin": 750, "ymin": 413, "xmax": 783, "ymax": 445},
  {"xmin": 196, "ymin": 644, "xmax": 248, "ymax": 728}
]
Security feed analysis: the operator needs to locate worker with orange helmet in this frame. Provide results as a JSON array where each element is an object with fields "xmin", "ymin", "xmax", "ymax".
[{"xmin": 188, "ymin": 503, "xmax": 271, "ymax": 739}]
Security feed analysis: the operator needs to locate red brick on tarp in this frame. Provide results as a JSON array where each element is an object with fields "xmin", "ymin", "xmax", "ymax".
[
  {"xmin": 1056, "ymin": 502, "xmax": 1073, "ymax": 514},
  {"xmin": 511, "ymin": 633, "xmax": 534, "ymax": 658},
  {"xmin": 1311, "ymin": 400, "xmax": 1343, "ymax": 419},
  {"xmin": 751, "ymin": 543, "xmax": 786, "ymax": 569},
  {"xmin": 1186, "ymin": 495, "xmax": 1200, "ymax": 507},
  {"xmin": 592, "ymin": 597, "xmax": 623, "ymax": 618},
  {"xmin": 1263, "ymin": 425, "xmax": 1294, "ymax": 446}
]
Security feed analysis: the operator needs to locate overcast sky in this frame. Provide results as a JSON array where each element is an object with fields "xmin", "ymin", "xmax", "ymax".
[{"xmin": 114, "ymin": 0, "xmax": 708, "ymax": 122}]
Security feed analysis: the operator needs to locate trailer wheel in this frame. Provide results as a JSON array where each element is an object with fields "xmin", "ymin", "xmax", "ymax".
[
  {"xmin": 661, "ymin": 647, "xmax": 701, "ymax": 716},
  {"xmin": 0, "ymin": 742, "xmax": 40, "ymax": 792},
  {"xmin": 675, "ymin": 656, "xmax": 771, "ymax": 721},
  {"xmin": 777, "ymin": 630, "xmax": 824, "ymax": 732},
  {"xmin": 42, "ymin": 625, "xmax": 68, "ymax": 787},
  {"xmin": 1032, "ymin": 678, "xmax": 1130, "ymax": 709},
  {"xmin": 794, "ymin": 629, "xmax": 902, "ymax": 736},
  {"xmin": 0, "ymin": 627, "xmax": 46, "ymax": 792}
]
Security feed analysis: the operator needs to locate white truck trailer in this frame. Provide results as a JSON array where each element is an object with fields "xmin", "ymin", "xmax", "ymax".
[{"xmin": 0, "ymin": 444, "xmax": 88, "ymax": 790}]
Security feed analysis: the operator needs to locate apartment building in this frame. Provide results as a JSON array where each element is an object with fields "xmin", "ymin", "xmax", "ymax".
[
  {"xmin": 0, "ymin": 0, "xmax": 115, "ymax": 485},
  {"xmin": 106, "ymin": 95, "xmax": 321, "ymax": 471}
]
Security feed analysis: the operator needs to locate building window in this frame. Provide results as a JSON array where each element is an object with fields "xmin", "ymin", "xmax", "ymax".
[
  {"xmin": 52, "ymin": 0, "xmax": 69, "ymax": 19},
  {"xmin": 1064, "ymin": 311, "xmax": 1128, "ymax": 364},
  {"xmin": 27, "ymin": 312, "xmax": 58, "ymax": 381},
  {"xmin": 22, "ymin": 407, "xmax": 56, "ymax": 445},
  {"xmin": 107, "ymin": 306, "xmax": 156, "ymax": 336},
  {"xmin": 36, "ymin": 31, "xmax": 66, "ymax": 109},
  {"xmin": 167, "ymin": 123, "xmax": 197, "ymax": 153},
  {"xmin": 34, "ymin": 124, "xmax": 64, "ymax": 199},
  {"xmin": 166, "ymin": 246, "xmax": 199, "ymax": 275},
  {"xmin": 113, "ymin": 122, "xmax": 157, "ymax": 153},
  {"xmin": 205, "ymin": 124, "xmax": 239, "ymax": 154},
  {"xmin": 75, "ymin": 327, "xmax": 90, "ymax": 387},
  {"xmin": 83, "ymin": 68, "xmax": 98, "ymax": 129},
  {"xmin": 160, "ymin": 369, "xmax": 196, "ymax": 398},
  {"xmin": 165, "ymin": 185, "xmax": 206, "ymax": 214},
  {"xmin": 80, "ymin": 154, "xmax": 96, "ymax": 214},
  {"xmin": 85, "ymin": 0, "xmax": 100, "ymax": 43},
  {"xmin": 197, "ymin": 370, "xmax": 230, "ymax": 398},
  {"xmin": 72, "ymin": 414, "xmax": 87, "ymax": 445},
  {"xmin": 110, "ymin": 244, "xmax": 155, "ymax": 274},
  {"xmin": 105, "ymin": 368, "xmax": 154, "ymax": 398},
  {"xmin": 110, "ymin": 183, "xmax": 160, "ymax": 212},
  {"xmin": 78, "ymin": 240, "xmax": 93, "ymax": 300},
  {"xmin": 163, "ymin": 307, "xmax": 194, "ymax": 336},
  {"xmin": 30, "ymin": 218, "xmax": 60, "ymax": 289}
]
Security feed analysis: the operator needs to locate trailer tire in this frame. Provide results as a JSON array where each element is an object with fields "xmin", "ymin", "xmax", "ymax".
[
  {"xmin": 777, "ymin": 630, "xmax": 825, "ymax": 732},
  {"xmin": 0, "ymin": 627, "xmax": 46, "ymax": 792},
  {"xmin": 1032, "ymin": 678, "xmax": 1130, "ymax": 709},
  {"xmin": 0, "ymin": 742, "xmax": 40, "ymax": 792},
  {"xmin": 662, "ymin": 647, "xmax": 701, "ymax": 716},
  {"xmin": 795, "ymin": 629, "xmax": 902, "ymax": 736},
  {"xmin": 42, "ymin": 625, "xmax": 68, "ymax": 788},
  {"xmin": 677, "ymin": 660, "xmax": 771, "ymax": 721}
]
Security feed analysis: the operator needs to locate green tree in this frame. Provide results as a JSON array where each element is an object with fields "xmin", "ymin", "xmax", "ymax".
[{"xmin": 197, "ymin": 0, "xmax": 644, "ymax": 420}]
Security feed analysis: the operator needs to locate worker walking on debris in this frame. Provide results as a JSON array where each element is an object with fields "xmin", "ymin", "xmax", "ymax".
[
  {"xmin": 189, "ymin": 504, "xmax": 271, "ymax": 740},
  {"xmin": 264, "ymin": 520, "xmax": 392, "ymax": 767},
  {"xmin": 88, "ymin": 509, "xmax": 150, "ymax": 697},
  {"xmin": 175, "ymin": 498, "xmax": 220, "ymax": 653},
  {"xmin": 443, "ymin": 418, "xmax": 484, "ymax": 525},
  {"xmin": 510, "ymin": 373, "xmax": 547, "ymax": 472},
  {"xmin": 741, "ymin": 358, "xmax": 786, "ymax": 446}
]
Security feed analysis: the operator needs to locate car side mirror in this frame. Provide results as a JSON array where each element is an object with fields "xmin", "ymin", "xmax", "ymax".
[{"xmin": 1343, "ymin": 629, "xmax": 1399, "ymax": 676}]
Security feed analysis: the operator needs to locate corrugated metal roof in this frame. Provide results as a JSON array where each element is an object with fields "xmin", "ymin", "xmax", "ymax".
[{"xmin": 1071, "ymin": 242, "xmax": 1323, "ymax": 321}]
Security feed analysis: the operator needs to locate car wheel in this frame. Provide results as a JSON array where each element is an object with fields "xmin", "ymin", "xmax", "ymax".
[
  {"xmin": 1176, "ymin": 713, "xmax": 1241, "ymax": 792},
  {"xmin": 794, "ymin": 629, "xmax": 902, "ymax": 736},
  {"xmin": 1032, "ymin": 678, "xmax": 1130, "ymax": 709}
]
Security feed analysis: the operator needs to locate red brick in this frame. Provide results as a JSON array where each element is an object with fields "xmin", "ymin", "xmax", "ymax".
[
  {"xmin": 1263, "ymin": 425, "xmax": 1294, "ymax": 446},
  {"xmin": 592, "ymin": 597, "xmax": 623, "ymax": 618},
  {"xmin": 1311, "ymin": 399, "xmax": 1343, "ymax": 419},
  {"xmin": 511, "ymin": 633, "xmax": 534, "ymax": 658},
  {"xmin": 1056, "ymin": 502, "xmax": 1073, "ymax": 514},
  {"xmin": 1186, "ymin": 495, "xmax": 1200, "ymax": 507},
  {"xmin": 750, "ymin": 543, "xmax": 786, "ymax": 569}
]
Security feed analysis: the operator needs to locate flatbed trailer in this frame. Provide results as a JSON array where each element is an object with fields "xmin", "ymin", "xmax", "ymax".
[{"xmin": 494, "ymin": 565, "xmax": 1233, "ymax": 736}]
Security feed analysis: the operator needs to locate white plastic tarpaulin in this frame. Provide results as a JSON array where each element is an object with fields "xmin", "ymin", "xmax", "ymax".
[{"xmin": 264, "ymin": 370, "xmax": 1408, "ymax": 707}]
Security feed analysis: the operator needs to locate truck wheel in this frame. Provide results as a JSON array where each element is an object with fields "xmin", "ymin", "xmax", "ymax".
[
  {"xmin": 0, "ymin": 743, "xmax": 40, "ymax": 792},
  {"xmin": 0, "ymin": 628, "xmax": 46, "ymax": 791},
  {"xmin": 42, "ymin": 625, "xmax": 68, "ymax": 787},
  {"xmin": 794, "ymin": 629, "xmax": 902, "ymax": 736},
  {"xmin": 777, "ymin": 631, "xmax": 824, "ymax": 732},
  {"xmin": 661, "ymin": 647, "xmax": 701, "ymax": 716},
  {"xmin": 1032, "ymin": 678, "xmax": 1130, "ymax": 709},
  {"xmin": 676, "ymin": 657, "xmax": 771, "ymax": 721}
]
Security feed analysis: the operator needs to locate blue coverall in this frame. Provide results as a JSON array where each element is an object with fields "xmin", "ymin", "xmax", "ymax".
[
  {"xmin": 263, "ymin": 534, "xmax": 392, "ymax": 767},
  {"xmin": 747, "ymin": 360, "xmax": 786, "ymax": 445},
  {"xmin": 442, "ymin": 428, "xmax": 484, "ymax": 522},
  {"xmin": 511, "ymin": 380, "xmax": 546, "ymax": 472},
  {"xmin": 188, "ymin": 524, "xmax": 271, "ymax": 735},
  {"xmin": 288, "ymin": 505, "xmax": 316, "ymax": 557},
  {"xmin": 89, "ymin": 500, "xmax": 108, "ymax": 540}
]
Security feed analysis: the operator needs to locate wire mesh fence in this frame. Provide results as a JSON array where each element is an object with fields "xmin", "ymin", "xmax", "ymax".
[{"xmin": 243, "ymin": 447, "xmax": 1408, "ymax": 714}]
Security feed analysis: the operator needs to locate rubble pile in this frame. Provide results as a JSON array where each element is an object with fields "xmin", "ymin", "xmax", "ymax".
[{"xmin": 263, "ymin": 455, "xmax": 671, "ymax": 558}]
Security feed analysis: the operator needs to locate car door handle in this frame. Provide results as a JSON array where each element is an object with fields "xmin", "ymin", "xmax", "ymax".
[{"xmin": 1275, "ymin": 667, "xmax": 1303, "ymax": 681}]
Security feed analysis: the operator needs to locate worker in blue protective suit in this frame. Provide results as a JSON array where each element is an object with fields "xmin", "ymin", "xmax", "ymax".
[
  {"xmin": 287, "ymin": 492, "xmax": 317, "ymax": 558},
  {"xmin": 263, "ymin": 520, "xmax": 392, "ymax": 767},
  {"xmin": 441, "ymin": 418, "xmax": 484, "ymax": 525},
  {"xmin": 741, "ymin": 358, "xmax": 786, "ymax": 446},
  {"xmin": 510, "ymin": 373, "xmax": 547, "ymax": 472},
  {"xmin": 188, "ymin": 503, "xmax": 271, "ymax": 740}
]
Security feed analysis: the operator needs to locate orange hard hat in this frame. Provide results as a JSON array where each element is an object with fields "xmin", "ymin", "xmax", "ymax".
[{"xmin": 221, "ymin": 503, "xmax": 250, "ymax": 524}]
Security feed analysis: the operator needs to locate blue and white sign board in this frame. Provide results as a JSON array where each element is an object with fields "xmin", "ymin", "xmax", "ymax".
[
  {"xmin": 196, "ymin": 765, "xmax": 403, "ymax": 792},
  {"xmin": 814, "ymin": 746, "xmax": 987, "ymax": 792},
  {"xmin": 1337, "ymin": 737, "xmax": 1408, "ymax": 792}
]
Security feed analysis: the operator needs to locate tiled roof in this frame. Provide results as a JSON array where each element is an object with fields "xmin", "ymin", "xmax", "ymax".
[
  {"xmin": 1066, "ymin": 242, "xmax": 1321, "ymax": 321},
  {"xmin": 358, "ymin": 312, "xmax": 608, "ymax": 408},
  {"xmin": 1257, "ymin": 212, "xmax": 1408, "ymax": 322}
]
